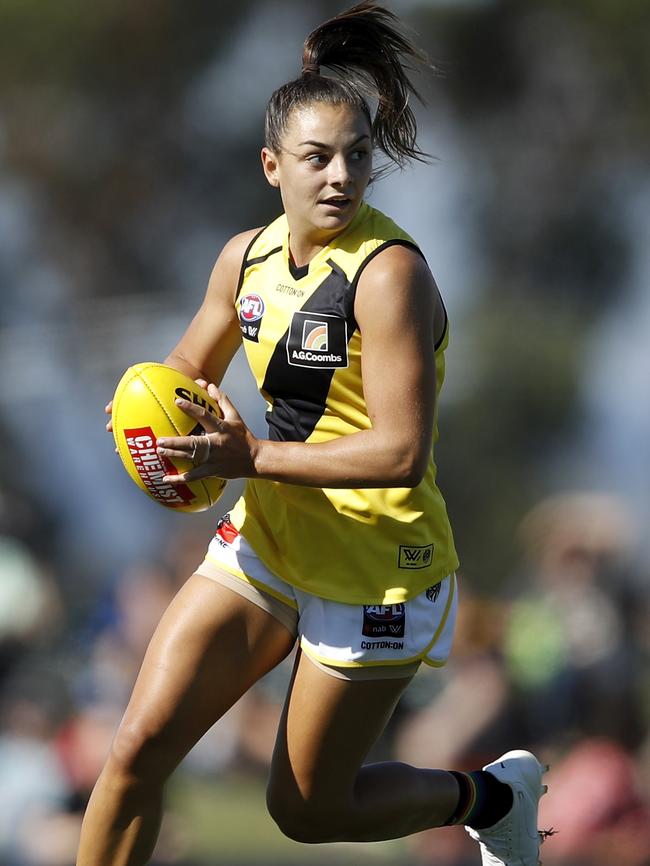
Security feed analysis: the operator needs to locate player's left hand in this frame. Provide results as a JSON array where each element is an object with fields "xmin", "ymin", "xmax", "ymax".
[{"xmin": 156, "ymin": 381, "xmax": 258, "ymax": 482}]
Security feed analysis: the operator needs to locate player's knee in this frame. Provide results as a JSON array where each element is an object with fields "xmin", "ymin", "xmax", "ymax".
[
  {"xmin": 266, "ymin": 787, "xmax": 341, "ymax": 843},
  {"xmin": 108, "ymin": 720, "xmax": 170, "ymax": 784},
  {"xmin": 268, "ymin": 806, "xmax": 334, "ymax": 844}
]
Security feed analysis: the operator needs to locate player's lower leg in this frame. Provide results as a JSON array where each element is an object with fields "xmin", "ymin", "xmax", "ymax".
[
  {"xmin": 76, "ymin": 755, "xmax": 164, "ymax": 866},
  {"xmin": 269, "ymin": 759, "xmax": 517, "ymax": 843},
  {"xmin": 270, "ymin": 753, "xmax": 549, "ymax": 857}
]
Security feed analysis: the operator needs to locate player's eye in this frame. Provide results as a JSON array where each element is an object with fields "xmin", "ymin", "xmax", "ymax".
[
  {"xmin": 306, "ymin": 153, "xmax": 329, "ymax": 166},
  {"xmin": 351, "ymin": 149, "xmax": 369, "ymax": 161}
]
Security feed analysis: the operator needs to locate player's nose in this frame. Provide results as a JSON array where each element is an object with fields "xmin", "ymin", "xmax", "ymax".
[{"xmin": 328, "ymin": 154, "xmax": 353, "ymax": 187}]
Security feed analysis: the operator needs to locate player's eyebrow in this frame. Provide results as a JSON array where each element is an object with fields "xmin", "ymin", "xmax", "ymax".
[{"xmin": 297, "ymin": 134, "xmax": 370, "ymax": 148}]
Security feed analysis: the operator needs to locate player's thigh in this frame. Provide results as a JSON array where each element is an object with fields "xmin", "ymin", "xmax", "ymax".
[
  {"xmin": 112, "ymin": 573, "xmax": 296, "ymax": 780},
  {"xmin": 267, "ymin": 650, "xmax": 412, "ymax": 823}
]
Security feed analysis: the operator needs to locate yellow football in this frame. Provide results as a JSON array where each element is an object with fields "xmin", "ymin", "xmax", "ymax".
[{"xmin": 111, "ymin": 362, "xmax": 226, "ymax": 513}]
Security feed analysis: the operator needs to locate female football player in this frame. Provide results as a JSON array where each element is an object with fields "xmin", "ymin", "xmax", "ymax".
[{"xmin": 80, "ymin": 3, "xmax": 547, "ymax": 865}]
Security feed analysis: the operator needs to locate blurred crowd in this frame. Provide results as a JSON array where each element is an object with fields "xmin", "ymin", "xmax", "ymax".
[{"xmin": 1, "ymin": 487, "xmax": 649, "ymax": 866}]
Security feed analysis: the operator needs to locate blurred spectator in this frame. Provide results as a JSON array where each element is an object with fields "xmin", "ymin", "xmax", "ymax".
[
  {"xmin": 75, "ymin": 559, "xmax": 178, "ymax": 708},
  {"xmin": 539, "ymin": 738, "xmax": 650, "ymax": 866},
  {"xmin": 0, "ymin": 552, "xmax": 207, "ymax": 865},
  {"xmin": 0, "ymin": 669, "xmax": 72, "ymax": 865},
  {"xmin": 0, "ymin": 534, "xmax": 65, "ymax": 685},
  {"xmin": 504, "ymin": 492, "xmax": 643, "ymax": 747}
]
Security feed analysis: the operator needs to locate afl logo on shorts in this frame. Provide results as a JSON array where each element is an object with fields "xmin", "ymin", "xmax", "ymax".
[
  {"xmin": 239, "ymin": 294, "xmax": 265, "ymax": 343},
  {"xmin": 362, "ymin": 604, "xmax": 406, "ymax": 638}
]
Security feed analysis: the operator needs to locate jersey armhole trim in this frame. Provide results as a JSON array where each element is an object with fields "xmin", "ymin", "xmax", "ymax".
[
  {"xmin": 349, "ymin": 238, "xmax": 425, "ymax": 302},
  {"xmin": 347, "ymin": 238, "xmax": 449, "ymax": 351},
  {"xmin": 434, "ymin": 307, "xmax": 449, "ymax": 352},
  {"xmin": 235, "ymin": 226, "xmax": 268, "ymax": 301},
  {"xmin": 348, "ymin": 239, "xmax": 426, "ymax": 334},
  {"xmin": 246, "ymin": 246, "xmax": 283, "ymax": 268}
]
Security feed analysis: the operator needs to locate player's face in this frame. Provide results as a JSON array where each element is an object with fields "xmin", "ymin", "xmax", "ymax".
[{"xmin": 262, "ymin": 102, "xmax": 372, "ymax": 241}]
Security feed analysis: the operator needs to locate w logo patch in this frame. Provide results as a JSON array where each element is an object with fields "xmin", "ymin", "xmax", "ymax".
[{"xmin": 398, "ymin": 543, "xmax": 434, "ymax": 569}]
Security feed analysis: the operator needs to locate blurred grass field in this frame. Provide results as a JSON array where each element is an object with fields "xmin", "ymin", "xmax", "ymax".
[{"xmin": 170, "ymin": 772, "xmax": 410, "ymax": 865}]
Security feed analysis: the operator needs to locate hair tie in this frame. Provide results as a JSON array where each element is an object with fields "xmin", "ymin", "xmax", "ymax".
[{"xmin": 301, "ymin": 61, "xmax": 320, "ymax": 77}]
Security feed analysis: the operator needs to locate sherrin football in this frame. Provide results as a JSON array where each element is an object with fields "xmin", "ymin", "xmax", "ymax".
[{"xmin": 111, "ymin": 362, "xmax": 226, "ymax": 513}]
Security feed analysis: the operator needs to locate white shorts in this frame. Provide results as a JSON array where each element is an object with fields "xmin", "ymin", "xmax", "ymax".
[{"xmin": 195, "ymin": 516, "xmax": 458, "ymax": 680}]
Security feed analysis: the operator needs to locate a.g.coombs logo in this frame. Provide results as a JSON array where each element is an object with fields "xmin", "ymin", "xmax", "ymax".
[
  {"xmin": 302, "ymin": 320, "xmax": 329, "ymax": 351},
  {"xmin": 287, "ymin": 310, "xmax": 348, "ymax": 369},
  {"xmin": 124, "ymin": 427, "xmax": 196, "ymax": 507},
  {"xmin": 239, "ymin": 293, "xmax": 265, "ymax": 343}
]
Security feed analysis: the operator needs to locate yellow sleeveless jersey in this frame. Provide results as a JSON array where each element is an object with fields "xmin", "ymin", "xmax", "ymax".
[{"xmin": 229, "ymin": 202, "xmax": 459, "ymax": 604}]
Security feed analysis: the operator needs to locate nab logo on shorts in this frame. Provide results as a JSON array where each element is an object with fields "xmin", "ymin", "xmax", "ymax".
[
  {"xmin": 398, "ymin": 543, "xmax": 434, "ymax": 569},
  {"xmin": 362, "ymin": 604, "xmax": 406, "ymax": 638},
  {"xmin": 287, "ymin": 311, "xmax": 348, "ymax": 369},
  {"xmin": 239, "ymin": 293, "xmax": 265, "ymax": 342}
]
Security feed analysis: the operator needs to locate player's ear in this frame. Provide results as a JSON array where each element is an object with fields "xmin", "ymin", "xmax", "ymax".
[{"xmin": 261, "ymin": 147, "xmax": 280, "ymax": 188}]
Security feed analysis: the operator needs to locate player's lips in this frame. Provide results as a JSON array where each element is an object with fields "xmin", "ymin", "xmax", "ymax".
[{"xmin": 319, "ymin": 195, "xmax": 351, "ymax": 208}]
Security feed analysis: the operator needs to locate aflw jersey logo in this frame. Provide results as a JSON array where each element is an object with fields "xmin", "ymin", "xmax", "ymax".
[
  {"xmin": 398, "ymin": 543, "xmax": 434, "ymax": 569},
  {"xmin": 287, "ymin": 310, "xmax": 349, "ymax": 369}
]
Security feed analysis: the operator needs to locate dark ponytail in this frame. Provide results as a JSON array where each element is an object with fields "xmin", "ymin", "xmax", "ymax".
[{"xmin": 264, "ymin": 1, "xmax": 433, "ymax": 171}]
